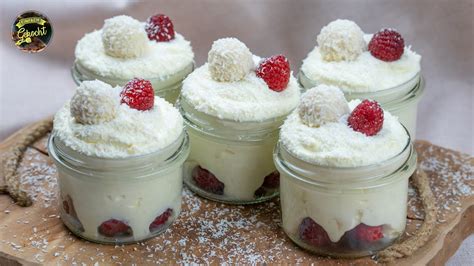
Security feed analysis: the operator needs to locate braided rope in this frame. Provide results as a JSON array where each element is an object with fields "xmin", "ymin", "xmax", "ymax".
[{"xmin": 1, "ymin": 119, "xmax": 53, "ymax": 206}]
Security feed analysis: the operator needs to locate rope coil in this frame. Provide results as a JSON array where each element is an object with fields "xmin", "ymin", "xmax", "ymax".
[
  {"xmin": 0, "ymin": 119, "xmax": 437, "ymax": 262},
  {"xmin": 1, "ymin": 119, "xmax": 53, "ymax": 206}
]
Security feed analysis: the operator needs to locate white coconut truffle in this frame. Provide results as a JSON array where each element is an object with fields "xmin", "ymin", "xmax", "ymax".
[
  {"xmin": 70, "ymin": 80, "xmax": 118, "ymax": 125},
  {"xmin": 317, "ymin": 19, "xmax": 366, "ymax": 62},
  {"xmin": 101, "ymin": 15, "xmax": 148, "ymax": 59},
  {"xmin": 298, "ymin": 85, "xmax": 350, "ymax": 127},
  {"xmin": 208, "ymin": 38, "xmax": 254, "ymax": 82}
]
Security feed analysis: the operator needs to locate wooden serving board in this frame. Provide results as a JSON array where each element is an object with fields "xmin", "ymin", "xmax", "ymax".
[{"xmin": 0, "ymin": 120, "xmax": 472, "ymax": 265}]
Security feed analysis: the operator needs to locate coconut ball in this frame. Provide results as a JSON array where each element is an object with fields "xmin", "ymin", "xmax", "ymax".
[
  {"xmin": 317, "ymin": 19, "xmax": 366, "ymax": 62},
  {"xmin": 208, "ymin": 38, "xmax": 254, "ymax": 82},
  {"xmin": 70, "ymin": 80, "xmax": 118, "ymax": 125},
  {"xmin": 298, "ymin": 85, "xmax": 350, "ymax": 127},
  {"xmin": 102, "ymin": 15, "xmax": 148, "ymax": 58}
]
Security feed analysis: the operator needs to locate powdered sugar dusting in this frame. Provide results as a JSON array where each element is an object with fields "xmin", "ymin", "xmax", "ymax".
[{"xmin": 407, "ymin": 142, "xmax": 473, "ymax": 223}]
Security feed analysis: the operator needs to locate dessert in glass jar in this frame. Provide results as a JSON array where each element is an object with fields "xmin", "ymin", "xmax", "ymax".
[
  {"xmin": 72, "ymin": 14, "xmax": 194, "ymax": 103},
  {"xmin": 275, "ymin": 85, "xmax": 416, "ymax": 257},
  {"xmin": 298, "ymin": 19, "xmax": 423, "ymax": 137},
  {"xmin": 179, "ymin": 38, "xmax": 300, "ymax": 204},
  {"xmin": 49, "ymin": 79, "xmax": 189, "ymax": 244}
]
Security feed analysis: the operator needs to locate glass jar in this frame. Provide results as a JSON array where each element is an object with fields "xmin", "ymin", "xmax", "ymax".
[
  {"xmin": 71, "ymin": 62, "xmax": 194, "ymax": 103},
  {"xmin": 178, "ymin": 96, "xmax": 285, "ymax": 204},
  {"xmin": 298, "ymin": 71, "xmax": 424, "ymax": 138},
  {"xmin": 274, "ymin": 129, "xmax": 416, "ymax": 258},
  {"xmin": 48, "ymin": 132, "xmax": 189, "ymax": 244}
]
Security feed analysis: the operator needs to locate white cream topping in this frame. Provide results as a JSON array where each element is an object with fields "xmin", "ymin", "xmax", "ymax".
[
  {"xmin": 54, "ymin": 88, "xmax": 183, "ymax": 158},
  {"xmin": 280, "ymin": 100, "xmax": 408, "ymax": 167},
  {"xmin": 181, "ymin": 57, "xmax": 300, "ymax": 122},
  {"xmin": 75, "ymin": 29, "xmax": 194, "ymax": 81},
  {"xmin": 301, "ymin": 35, "xmax": 421, "ymax": 92}
]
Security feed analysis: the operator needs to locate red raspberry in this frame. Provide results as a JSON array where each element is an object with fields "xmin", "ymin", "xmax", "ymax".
[
  {"xmin": 352, "ymin": 224, "xmax": 384, "ymax": 242},
  {"xmin": 149, "ymin": 208, "xmax": 173, "ymax": 232},
  {"xmin": 254, "ymin": 171, "xmax": 280, "ymax": 197},
  {"xmin": 298, "ymin": 217, "xmax": 331, "ymax": 247},
  {"xmin": 256, "ymin": 55, "xmax": 290, "ymax": 92},
  {"xmin": 146, "ymin": 14, "xmax": 175, "ymax": 42},
  {"xmin": 368, "ymin": 29, "xmax": 405, "ymax": 62},
  {"xmin": 98, "ymin": 219, "xmax": 133, "ymax": 237},
  {"xmin": 120, "ymin": 78, "xmax": 155, "ymax": 111},
  {"xmin": 348, "ymin": 100, "xmax": 384, "ymax": 136},
  {"xmin": 62, "ymin": 200, "xmax": 70, "ymax": 214},
  {"xmin": 192, "ymin": 166, "xmax": 224, "ymax": 195},
  {"xmin": 262, "ymin": 171, "xmax": 280, "ymax": 188},
  {"xmin": 62, "ymin": 195, "xmax": 84, "ymax": 232},
  {"xmin": 339, "ymin": 223, "xmax": 384, "ymax": 250}
]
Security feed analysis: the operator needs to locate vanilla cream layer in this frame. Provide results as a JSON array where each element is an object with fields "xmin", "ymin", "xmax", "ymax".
[
  {"xmin": 59, "ymin": 167, "xmax": 182, "ymax": 241},
  {"xmin": 280, "ymin": 175, "xmax": 408, "ymax": 242},
  {"xmin": 75, "ymin": 30, "xmax": 194, "ymax": 81},
  {"xmin": 301, "ymin": 35, "xmax": 421, "ymax": 93},
  {"xmin": 187, "ymin": 128, "xmax": 277, "ymax": 200}
]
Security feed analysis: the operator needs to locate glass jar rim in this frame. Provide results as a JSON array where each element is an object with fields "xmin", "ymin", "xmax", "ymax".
[
  {"xmin": 274, "ymin": 124, "xmax": 415, "ymax": 187},
  {"xmin": 72, "ymin": 61, "xmax": 195, "ymax": 91},
  {"xmin": 177, "ymin": 95, "xmax": 288, "ymax": 142},
  {"xmin": 48, "ymin": 131, "xmax": 189, "ymax": 178},
  {"xmin": 298, "ymin": 70, "xmax": 424, "ymax": 106},
  {"xmin": 178, "ymin": 94, "xmax": 290, "ymax": 125}
]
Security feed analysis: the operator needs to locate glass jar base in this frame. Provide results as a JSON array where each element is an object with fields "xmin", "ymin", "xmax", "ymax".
[
  {"xmin": 60, "ymin": 212, "xmax": 175, "ymax": 245},
  {"xmin": 183, "ymin": 177, "xmax": 279, "ymax": 205},
  {"xmin": 286, "ymin": 232, "xmax": 399, "ymax": 259}
]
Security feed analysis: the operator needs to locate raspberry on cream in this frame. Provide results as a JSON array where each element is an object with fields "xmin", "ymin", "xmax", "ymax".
[
  {"xmin": 256, "ymin": 55, "xmax": 291, "ymax": 92},
  {"xmin": 146, "ymin": 14, "xmax": 175, "ymax": 42},
  {"xmin": 281, "ymin": 99, "xmax": 407, "ymax": 167},
  {"xmin": 73, "ymin": 14, "xmax": 194, "ymax": 104},
  {"xmin": 368, "ymin": 28, "xmax": 405, "ymax": 62},
  {"xmin": 54, "ymin": 80, "xmax": 183, "ymax": 158},
  {"xmin": 301, "ymin": 20, "xmax": 421, "ymax": 93},
  {"xmin": 182, "ymin": 56, "xmax": 300, "ymax": 122},
  {"xmin": 281, "ymin": 85, "xmax": 407, "ymax": 167}
]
